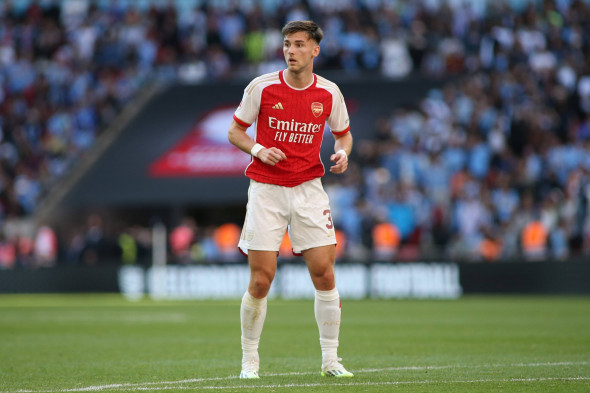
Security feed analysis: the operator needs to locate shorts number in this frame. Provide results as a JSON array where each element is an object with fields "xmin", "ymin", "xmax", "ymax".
[{"xmin": 323, "ymin": 209, "xmax": 334, "ymax": 229}]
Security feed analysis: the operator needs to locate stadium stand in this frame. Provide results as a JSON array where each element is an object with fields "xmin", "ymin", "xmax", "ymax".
[{"xmin": 0, "ymin": 0, "xmax": 588, "ymax": 267}]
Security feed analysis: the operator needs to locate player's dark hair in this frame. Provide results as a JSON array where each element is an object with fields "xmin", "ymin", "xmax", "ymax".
[{"xmin": 281, "ymin": 20, "xmax": 324, "ymax": 44}]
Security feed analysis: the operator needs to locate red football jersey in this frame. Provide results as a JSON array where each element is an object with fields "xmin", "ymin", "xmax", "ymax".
[{"xmin": 233, "ymin": 70, "xmax": 350, "ymax": 187}]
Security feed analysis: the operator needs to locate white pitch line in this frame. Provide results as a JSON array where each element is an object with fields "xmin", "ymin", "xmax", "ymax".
[
  {"xmin": 23, "ymin": 377, "xmax": 590, "ymax": 392},
  {"xmin": 8, "ymin": 361, "xmax": 590, "ymax": 393}
]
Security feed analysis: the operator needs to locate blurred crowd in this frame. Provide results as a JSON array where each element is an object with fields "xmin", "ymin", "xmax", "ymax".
[
  {"xmin": 0, "ymin": 0, "xmax": 589, "ymax": 267},
  {"xmin": 326, "ymin": 0, "xmax": 590, "ymax": 262}
]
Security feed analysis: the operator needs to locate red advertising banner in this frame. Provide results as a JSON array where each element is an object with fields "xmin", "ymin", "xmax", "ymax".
[{"xmin": 149, "ymin": 106, "xmax": 253, "ymax": 177}]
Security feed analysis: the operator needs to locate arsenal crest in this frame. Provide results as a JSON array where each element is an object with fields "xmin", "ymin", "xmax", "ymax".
[{"xmin": 311, "ymin": 102, "xmax": 323, "ymax": 117}]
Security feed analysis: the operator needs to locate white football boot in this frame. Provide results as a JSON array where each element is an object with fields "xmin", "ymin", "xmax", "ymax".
[
  {"xmin": 239, "ymin": 354, "xmax": 260, "ymax": 379},
  {"xmin": 321, "ymin": 358, "xmax": 354, "ymax": 377}
]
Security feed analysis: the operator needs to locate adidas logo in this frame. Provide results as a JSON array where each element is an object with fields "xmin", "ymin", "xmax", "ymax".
[{"xmin": 272, "ymin": 102, "xmax": 284, "ymax": 110}]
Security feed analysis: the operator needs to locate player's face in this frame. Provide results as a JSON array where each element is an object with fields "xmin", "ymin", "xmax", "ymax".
[{"xmin": 283, "ymin": 32, "xmax": 320, "ymax": 74}]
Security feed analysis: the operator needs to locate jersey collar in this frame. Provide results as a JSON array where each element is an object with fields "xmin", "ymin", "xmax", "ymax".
[{"xmin": 280, "ymin": 69, "xmax": 316, "ymax": 91}]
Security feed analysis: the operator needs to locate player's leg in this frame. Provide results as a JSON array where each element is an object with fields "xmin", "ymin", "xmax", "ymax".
[
  {"xmin": 238, "ymin": 181, "xmax": 288, "ymax": 379},
  {"xmin": 247, "ymin": 250, "xmax": 277, "ymax": 298},
  {"xmin": 240, "ymin": 250, "xmax": 277, "ymax": 379},
  {"xmin": 290, "ymin": 179, "xmax": 353, "ymax": 377},
  {"xmin": 303, "ymin": 244, "xmax": 336, "ymax": 291},
  {"xmin": 302, "ymin": 245, "xmax": 353, "ymax": 378}
]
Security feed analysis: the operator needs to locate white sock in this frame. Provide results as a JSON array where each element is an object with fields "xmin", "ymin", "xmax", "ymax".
[
  {"xmin": 314, "ymin": 288, "xmax": 341, "ymax": 364},
  {"xmin": 240, "ymin": 291, "xmax": 267, "ymax": 364}
]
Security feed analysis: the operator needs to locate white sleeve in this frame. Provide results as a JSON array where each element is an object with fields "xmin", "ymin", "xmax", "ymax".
[
  {"xmin": 326, "ymin": 86, "xmax": 350, "ymax": 135},
  {"xmin": 233, "ymin": 82, "xmax": 261, "ymax": 127}
]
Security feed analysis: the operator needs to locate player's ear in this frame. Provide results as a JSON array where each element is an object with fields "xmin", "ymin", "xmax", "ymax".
[{"xmin": 312, "ymin": 43, "xmax": 320, "ymax": 58}]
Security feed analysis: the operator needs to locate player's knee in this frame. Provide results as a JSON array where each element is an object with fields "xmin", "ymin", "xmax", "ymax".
[
  {"xmin": 249, "ymin": 273, "xmax": 273, "ymax": 296},
  {"xmin": 312, "ymin": 269, "xmax": 335, "ymax": 290}
]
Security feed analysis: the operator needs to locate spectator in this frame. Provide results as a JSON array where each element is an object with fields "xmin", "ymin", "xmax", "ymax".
[
  {"xmin": 169, "ymin": 217, "xmax": 197, "ymax": 264},
  {"xmin": 33, "ymin": 225, "xmax": 57, "ymax": 267}
]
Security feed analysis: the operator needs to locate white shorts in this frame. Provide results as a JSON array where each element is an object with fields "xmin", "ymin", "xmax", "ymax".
[{"xmin": 238, "ymin": 178, "xmax": 337, "ymax": 255}]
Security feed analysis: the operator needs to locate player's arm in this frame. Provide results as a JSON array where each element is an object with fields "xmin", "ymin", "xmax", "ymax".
[
  {"xmin": 330, "ymin": 130, "xmax": 352, "ymax": 174},
  {"xmin": 227, "ymin": 119, "xmax": 287, "ymax": 166}
]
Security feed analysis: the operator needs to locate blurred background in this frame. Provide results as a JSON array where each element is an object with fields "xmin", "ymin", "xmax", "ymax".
[{"xmin": 0, "ymin": 0, "xmax": 589, "ymax": 296}]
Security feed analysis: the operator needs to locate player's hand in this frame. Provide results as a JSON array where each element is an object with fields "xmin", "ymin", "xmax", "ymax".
[
  {"xmin": 258, "ymin": 147, "xmax": 287, "ymax": 166},
  {"xmin": 330, "ymin": 150, "xmax": 348, "ymax": 174}
]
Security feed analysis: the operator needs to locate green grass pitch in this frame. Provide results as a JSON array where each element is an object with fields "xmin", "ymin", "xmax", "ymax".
[{"xmin": 0, "ymin": 294, "xmax": 589, "ymax": 392}]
